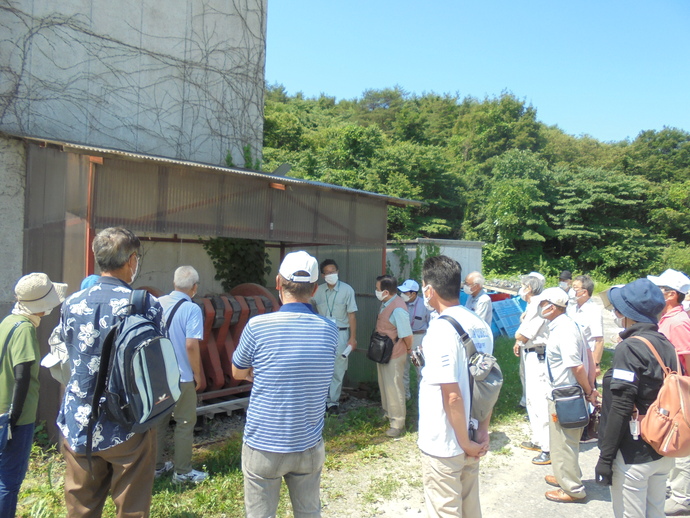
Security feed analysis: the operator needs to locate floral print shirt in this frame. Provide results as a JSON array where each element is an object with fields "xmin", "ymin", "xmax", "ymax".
[{"xmin": 56, "ymin": 276, "xmax": 163, "ymax": 453}]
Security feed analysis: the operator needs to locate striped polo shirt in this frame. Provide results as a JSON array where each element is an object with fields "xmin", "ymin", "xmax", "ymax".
[{"xmin": 233, "ymin": 302, "xmax": 338, "ymax": 453}]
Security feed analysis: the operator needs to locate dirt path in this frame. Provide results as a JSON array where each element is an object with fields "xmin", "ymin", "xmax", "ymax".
[{"xmin": 320, "ymin": 420, "xmax": 614, "ymax": 518}]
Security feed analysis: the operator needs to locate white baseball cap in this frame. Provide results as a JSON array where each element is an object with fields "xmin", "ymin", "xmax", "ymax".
[
  {"xmin": 279, "ymin": 251, "xmax": 319, "ymax": 283},
  {"xmin": 398, "ymin": 279, "xmax": 419, "ymax": 292},
  {"xmin": 647, "ymin": 269, "xmax": 690, "ymax": 294},
  {"xmin": 540, "ymin": 287, "xmax": 569, "ymax": 308}
]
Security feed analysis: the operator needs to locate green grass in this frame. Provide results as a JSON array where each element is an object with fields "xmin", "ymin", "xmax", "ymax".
[
  {"xmin": 12, "ymin": 334, "xmax": 550, "ymax": 517},
  {"xmin": 491, "ymin": 336, "xmax": 525, "ymax": 425}
]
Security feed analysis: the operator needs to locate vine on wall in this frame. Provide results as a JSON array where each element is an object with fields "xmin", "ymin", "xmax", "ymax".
[{"xmin": 202, "ymin": 237, "xmax": 272, "ymax": 292}]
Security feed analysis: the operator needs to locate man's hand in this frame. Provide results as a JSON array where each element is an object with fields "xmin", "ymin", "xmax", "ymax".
[
  {"xmin": 463, "ymin": 440, "xmax": 489, "ymax": 459},
  {"xmin": 347, "ymin": 339, "xmax": 357, "ymax": 351},
  {"xmin": 513, "ymin": 342, "xmax": 521, "ymax": 357},
  {"xmin": 587, "ymin": 389, "xmax": 600, "ymax": 405},
  {"xmin": 595, "ymin": 458, "xmax": 613, "ymax": 485}
]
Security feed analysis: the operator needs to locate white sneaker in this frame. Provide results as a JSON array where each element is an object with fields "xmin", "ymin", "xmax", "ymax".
[
  {"xmin": 172, "ymin": 469, "xmax": 209, "ymax": 484},
  {"xmin": 155, "ymin": 461, "xmax": 173, "ymax": 479}
]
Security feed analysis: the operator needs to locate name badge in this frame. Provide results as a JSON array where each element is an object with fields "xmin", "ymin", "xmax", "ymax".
[{"xmin": 328, "ymin": 317, "xmax": 337, "ymax": 324}]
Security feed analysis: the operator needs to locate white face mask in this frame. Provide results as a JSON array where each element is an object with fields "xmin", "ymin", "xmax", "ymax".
[
  {"xmin": 43, "ymin": 307, "xmax": 52, "ymax": 316},
  {"xmin": 375, "ymin": 290, "xmax": 386, "ymax": 301},
  {"xmin": 537, "ymin": 304, "xmax": 551, "ymax": 318},
  {"xmin": 324, "ymin": 273, "xmax": 338, "ymax": 285},
  {"xmin": 611, "ymin": 309, "xmax": 625, "ymax": 328},
  {"xmin": 131, "ymin": 255, "xmax": 140, "ymax": 284},
  {"xmin": 518, "ymin": 287, "xmax": 529, "ymax": 301},
  {"xmin": 423, "ymin": 286, "xmax": 434, "ymax": 311},
  {"xmin": 558, "ymin": 281, "xmax": 569, "ymax": 291},
  {"xmin": 400, "ymin": 293, "xmax": 411, "ymax": 303},
  {"xmin": 463, "ymin": 285, "xmax": 473, "ymax": 296}
]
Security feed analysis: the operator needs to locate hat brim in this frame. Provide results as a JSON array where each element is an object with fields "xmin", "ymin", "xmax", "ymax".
[
  {"xmin": 21, "ymin": 282, "xmax": 67, "ymax": 314},
  {"xmin": 608, "ymin": 286, "xmax": 657, "ymax": 324}
]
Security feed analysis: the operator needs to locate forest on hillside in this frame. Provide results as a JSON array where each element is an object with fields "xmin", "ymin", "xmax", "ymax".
[{"xmin": 258, "ymin": 85, "xmax": 690, "ymax": 280}]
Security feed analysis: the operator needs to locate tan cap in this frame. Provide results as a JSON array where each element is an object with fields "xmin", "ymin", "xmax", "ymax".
[{"xmin": 15, "ymin": 273, "xmax": 67, "ymax": 314}]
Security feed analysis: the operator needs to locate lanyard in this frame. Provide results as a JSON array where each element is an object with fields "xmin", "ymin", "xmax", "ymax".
[
  {"xmin": 325, "ymin": 282, "xmax": 339, "ymax": 317},
  {"xmin": 409, "ymin": 298, "xmax": 418, "ymax": 326}
]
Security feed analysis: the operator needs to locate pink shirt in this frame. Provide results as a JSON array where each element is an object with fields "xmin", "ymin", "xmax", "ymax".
[{"xmin": 658, "ymin": 305, "xmax": 690, "ymax": 372}]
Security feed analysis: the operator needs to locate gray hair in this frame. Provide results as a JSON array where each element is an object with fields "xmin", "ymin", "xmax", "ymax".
[
  {"xmin": 174, "ymin": 266, "xmax": 200, "ymax": 290},
  {"xmin": 575, "ymin": 274, "xmax": 595, "ymax": 297},
  {"xmin": 468, "ymin": 271, "xmax": 485, "ymax": 287},
  {"xmin": 520, "ymin": 274, "xmax": 545, "ymax": 295},
  {"xmin": 92, "ymin": 227, "xmax": 140, "ymax": 272}
]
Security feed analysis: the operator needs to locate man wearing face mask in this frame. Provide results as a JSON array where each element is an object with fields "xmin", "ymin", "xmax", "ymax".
[
  {"xmin": 57, "ymin": 227, "xmax": 164, "ymax": 517},
  {"xmin": 398, "ymin": 279, "xmax": 431, "ymax": 400},
  {"xmin": 513, "ymin": 272, "xmax": 550, "ymax": 464},
  {"xmin": 646, "ymin": 269, "xmax": 690, "ymax": 516},
  {"xmin": 463, "ymin": 271, "xmax": 492, "ymax": 327},
  {"xmin": 155, "ymin": 266, "xmax": 207, "ymax": 484},
  {"xmin": 312, "ymin": 259, "xmax": 358, "ymax": 415},
  {"xmin": 566, "ymin": 275, "xmax": 604, "ymax": 378},
  {"xmin": 538, "ymin": 288, "xmax": 597, "ymax": 503},
  {"xmin": 417, "ymin": 256, "xmax": 493, "ymax": 518},
  {"xmin": 374, "ymin": 275, "xmax": 413, "ymax": 437},
  {"xmin": 0, "ymin": 273, "xmax": 66, "ymax": 517}
]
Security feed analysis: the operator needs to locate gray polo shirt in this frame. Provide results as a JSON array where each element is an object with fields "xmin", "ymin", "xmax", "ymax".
[{"xmin": 312, "ymin": 281, "xmax": 358, "ymax": 329}]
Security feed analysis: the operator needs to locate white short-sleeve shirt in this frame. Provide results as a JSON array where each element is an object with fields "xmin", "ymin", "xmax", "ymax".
[
  {"xmin": 417, "ymin": 305, "xmax": 494, "ymax": 458},
  {"xmin": 566, "ymin": 298, "xmax": 604, "ymax": 352}
]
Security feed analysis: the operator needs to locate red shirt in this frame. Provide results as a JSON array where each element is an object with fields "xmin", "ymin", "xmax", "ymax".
[{"xmin": 658, "ymin": 305, "xmax": 690, "ymax": 372}]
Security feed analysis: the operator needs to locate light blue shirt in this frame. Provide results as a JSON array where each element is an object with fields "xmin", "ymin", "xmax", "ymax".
[
  {"xmin": 159, "ymin": 291, "xmax": 203, "ymax": 383},
  {"xmin": 233, "ymin": 303, "xmax": 338, "ymax": 453},
  {"xmin": 381, "ymin": 295, "xmax": 413, "ymax": 338}
]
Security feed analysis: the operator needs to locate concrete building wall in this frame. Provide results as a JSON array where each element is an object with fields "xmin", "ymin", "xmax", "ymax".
[
  {"xmin": 134, "ymin": 239, "xmax": 225, "ymax": 296},
  {"xmin": 0, "ymin": 136, "xmax": 25, "ymax": 315},
  {"xmin": 0, "ymin": 0, "xmax": 267, "ymax": 166},
  {"xmin": 386, "ymin": 238, "xmax": 484, "ymax": 283}
]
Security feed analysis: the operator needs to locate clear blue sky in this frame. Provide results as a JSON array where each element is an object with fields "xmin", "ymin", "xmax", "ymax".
[{"xmin": 265, "ymin": 0, "xmax": 690, "ymax": 143}]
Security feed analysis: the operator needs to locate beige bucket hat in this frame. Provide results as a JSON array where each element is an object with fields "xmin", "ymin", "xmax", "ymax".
[{"xmin": 14, "ymin": 273, "xmax": 68, "ymax": 314}]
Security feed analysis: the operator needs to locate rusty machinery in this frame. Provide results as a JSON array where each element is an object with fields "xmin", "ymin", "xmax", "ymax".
[{"xmin": 140, "ymin": 283, "xmax": 280, "ymax": 418}]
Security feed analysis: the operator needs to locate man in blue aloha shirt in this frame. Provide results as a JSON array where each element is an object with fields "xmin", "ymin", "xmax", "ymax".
[{"xmin": 57, "ymin": 227, "xmax": 164, "ymax": 518}]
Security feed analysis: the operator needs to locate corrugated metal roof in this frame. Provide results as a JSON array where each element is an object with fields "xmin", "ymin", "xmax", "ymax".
[{"xmin": 17, "ymin": 135, "xmax": 423, "ymax": 208}]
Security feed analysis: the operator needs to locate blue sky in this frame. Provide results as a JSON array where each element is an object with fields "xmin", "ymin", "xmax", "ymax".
[{"xmin": 265, "ymin": 1, "xmax": 690, "ymax": 143}]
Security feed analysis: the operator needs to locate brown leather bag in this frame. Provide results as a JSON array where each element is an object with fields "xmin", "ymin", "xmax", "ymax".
[{"xmin": 634, "ymin": 336, "xmax": 690, "ymax": 457}]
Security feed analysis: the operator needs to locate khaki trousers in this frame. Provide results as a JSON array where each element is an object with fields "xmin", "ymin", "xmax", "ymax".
[
  {"xmin": 327, "ymin": 329, "xmax": 350, "ymax": 408},
  {"xmin": 156, "ymin": 381, "xmax": 197, "ymax": 474},
  {"xmin": 377, "ymin": 353, "xmax": 407, "ymax": 430},
  {"xmin": 548, "ymin": 399, "xmax": 586, "ymax": 499},
  {"xmin": 421, "ymin": 450, "xmax": 481, "ymax": 518},
  {"xmin": 63, "ymin": 430, "xmax": 156, "ymax": 518}
]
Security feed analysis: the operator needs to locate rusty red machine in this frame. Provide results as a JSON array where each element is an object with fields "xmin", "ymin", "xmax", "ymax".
[{"xmin": 140, "ymin": 283, "xmax": 279, "ymax": 418}]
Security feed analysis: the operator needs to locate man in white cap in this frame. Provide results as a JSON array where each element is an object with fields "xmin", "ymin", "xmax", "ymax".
[
  {"xmin": 311, "ymin": 259, "xmax": 358, "ymax": 415},
  {"xmin": 463, "ymin": 271, "xmax": 493, "ymax": 327},
  {"xmin": 0, "ymin": 273, "xmax": 66, "ymax": 517},
  {"xmin": 647, "ymin": 269, "xmax": 690, "ymax": 516},
  {"xmin": 398, "ymin": 279, "xmax": 431, "ymax": 399},
  {"xmin": 233, "ymin": 251, "xmax": 338, "ymax": 517},
  {"xmin": 538, "ymin": 287, "xmax": 597, "ymax": 503}
]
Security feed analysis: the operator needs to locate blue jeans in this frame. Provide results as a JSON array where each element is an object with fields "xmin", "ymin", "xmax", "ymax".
[
  {"xmin": 0, "ymin": 423, "xmax": 34, "ymax": 518},
  {"xmin": 242, "ymin": 439, "xmax": 325, "ymax": 518}
]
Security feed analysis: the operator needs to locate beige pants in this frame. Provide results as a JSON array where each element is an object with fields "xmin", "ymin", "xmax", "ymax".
[
  {"xmin": 421, "ymin": 450, "xmax": 481, "ymax": 518},
  {"xmin": 377, "ymin": 353, "xmax": 407, "ymax": 430},
  {"xmin": 156, "ymin": 381, "xmax": 197, "ymax": 474},
  {"xmin": 63, "ymin": 430, "xmax": 156, "ymax": 518},
  {"xmin": 548, "ymin": 399, "xmax": 586, "ymax": 498}
]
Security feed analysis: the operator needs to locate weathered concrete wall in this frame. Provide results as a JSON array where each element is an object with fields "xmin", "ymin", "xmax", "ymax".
[
  {"xmin": 0, "ymin": 0, "xmax": 266, "ymax": 166},
  {"xmin": 0, "ymin": 136, "xmax": 25, "ymax": 314}
]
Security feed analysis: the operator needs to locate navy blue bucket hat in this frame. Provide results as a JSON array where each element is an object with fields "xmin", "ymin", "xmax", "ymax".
[{"xmin": 609, "ymin": 278, "xmax": 665, "ymax": 324}]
